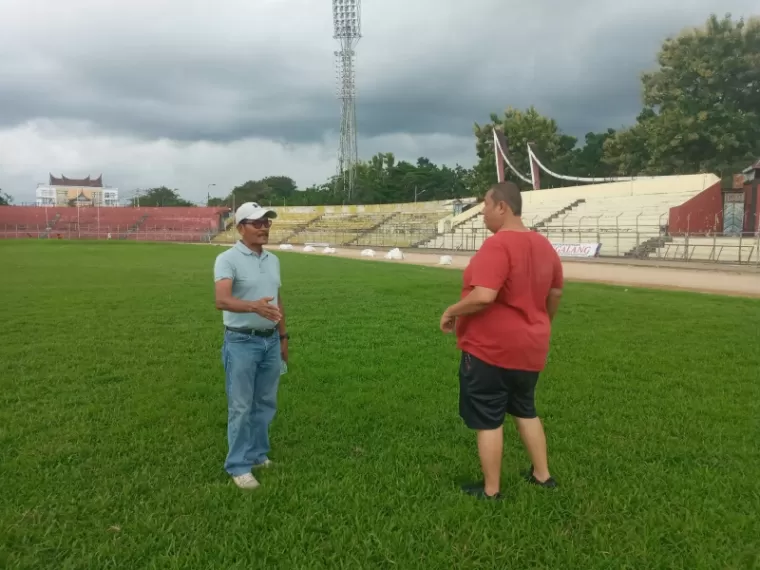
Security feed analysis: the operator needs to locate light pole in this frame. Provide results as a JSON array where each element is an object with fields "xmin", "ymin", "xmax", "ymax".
[{"xmin": 332, "ymin": 0, "xmax": 361, "ymax": 201}]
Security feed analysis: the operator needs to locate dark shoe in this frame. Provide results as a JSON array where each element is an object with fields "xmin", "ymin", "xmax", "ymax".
[
  {"xmin": 461, "ymin": 482, "xmax": 503, "ymax": 500},
  {"xmin": 524, "ymin": 471, "xmax": 558, "ymax": 488}
]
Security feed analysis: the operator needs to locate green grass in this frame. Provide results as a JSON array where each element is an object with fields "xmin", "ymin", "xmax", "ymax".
[{"xmin": 1, "ymin": 240, "xmax": 759, "ymax": 570}]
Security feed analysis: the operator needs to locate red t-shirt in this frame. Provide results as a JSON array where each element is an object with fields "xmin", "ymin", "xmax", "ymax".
[{"xmin": 455, "ymin": 230, "xmax": 564, "ymax": 372}]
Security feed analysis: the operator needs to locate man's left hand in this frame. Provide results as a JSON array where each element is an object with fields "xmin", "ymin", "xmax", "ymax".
[
  {"xmin": 440, "ymin": 311, "xmax": 456, "ymax": 334},
  {"xmin": 280, "ymin": 338, "xmax": 289, "ymax": 362}
]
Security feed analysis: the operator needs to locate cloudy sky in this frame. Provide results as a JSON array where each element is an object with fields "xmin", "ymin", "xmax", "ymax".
[{"xmin": 0, "ymin": 0, "xmax": 756, "ymax": 204}]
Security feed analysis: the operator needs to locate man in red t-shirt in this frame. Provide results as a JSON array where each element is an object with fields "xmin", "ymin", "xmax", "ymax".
[{"xmin": 440, "ymin": 181, "xmax": 564, "ymax": 500}]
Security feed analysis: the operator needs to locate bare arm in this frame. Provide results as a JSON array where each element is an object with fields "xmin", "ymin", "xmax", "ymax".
[
  {"xmin": 214, "ymin": 279, "xmax": 281, "ymax": 321},
  {"xmin": 444, "ymin": 287, "xmax": 498, "ymax": 318},
  {"xmin": 546, "ymin": 249, "xmax": 564, "ymax": 322},
  {"xmin": 546, "ymin": 288, "xmax": 562, "ymax": 322}
]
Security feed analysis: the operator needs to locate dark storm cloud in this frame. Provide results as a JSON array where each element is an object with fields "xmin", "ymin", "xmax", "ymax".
[{"xmin": 0, "ymin": 0, "xmax": 758, "ymax": 145}]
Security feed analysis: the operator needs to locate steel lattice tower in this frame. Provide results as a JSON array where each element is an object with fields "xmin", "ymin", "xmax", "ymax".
[{"xmin": 332, "ymin": 0, "xmax": 361, "ymax": 201}]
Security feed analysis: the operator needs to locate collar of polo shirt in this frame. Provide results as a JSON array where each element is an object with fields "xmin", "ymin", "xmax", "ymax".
[{"xmin": 235, "ymin": 241, "xmax": 269, "ymax": 257}]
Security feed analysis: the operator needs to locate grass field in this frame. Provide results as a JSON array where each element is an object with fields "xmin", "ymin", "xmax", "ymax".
[{"xmin": 1, "ymin": 240, "xmax": 759, "ymax": 569}]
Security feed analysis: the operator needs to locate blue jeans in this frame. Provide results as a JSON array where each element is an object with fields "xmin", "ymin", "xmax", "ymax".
[{"xmin": 221, "ymin": 329, "xmax": 281, "ymax": 476}]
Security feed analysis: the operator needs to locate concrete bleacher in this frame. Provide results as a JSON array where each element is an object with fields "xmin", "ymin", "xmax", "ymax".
[
  {"xmin": 289, "ymin": 212, "xmax": 391, "ymax": 245},
  {"xmin": 258, "ymin": 199, "xmax": 467, "ymax": 247},
  {"xmin": 351, "ymin": 211, "xmax": 448, "ymax": 247},
  {"xmin": 0, "ymin": 206, "xmax": 228, "ymax": 241},
  {"xmin": 125, "ymin": 207, "xmax": 226, "ymax": 241},
  {"xmin": 419, "ymin": 174, "xmax": 719, "ymax": 255},
  {"xmin": 140, "ymin": 208, "xmax": 223, "ymax": 231},
  {"xmin": 211, "ymin": 211, "xmax": 323, "ymax": 244},
  {"xmin": 0, "ymin": 206, "xmax": 67, "ymax": 237},
  {"xmin": 265, "ymin": 212, "xmax": 322, "ymax": 243}
]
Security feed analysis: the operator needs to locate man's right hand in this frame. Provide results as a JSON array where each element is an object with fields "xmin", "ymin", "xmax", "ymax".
[{"xmin": 248, "ymin": 297, "xmax": 282, "ymax": 322}]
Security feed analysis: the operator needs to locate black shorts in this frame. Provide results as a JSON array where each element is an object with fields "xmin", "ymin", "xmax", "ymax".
[{"xmin": 459, "ymin": 352, "xmax": 540, "ymax": 430}]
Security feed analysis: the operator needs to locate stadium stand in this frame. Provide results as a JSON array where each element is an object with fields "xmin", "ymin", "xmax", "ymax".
[
  {"xmin": 4, "ymin": 180, "xmax": 756, "ymax": 265},
  {"xmin": 0, "ymin": 206, "xmax": 228, "ymax": 241},
  {"xmin": 257, "ymin": 200, "xmax": 463, "ymax": 247},
  {"xmin": 419, "ymin": 174, "xmax": 720, "ymax": 255},
  {"xmin": 352, "ymin": 211, "xmax": 447, "ymax": 247},
  {"xmin": 213, "ymin": 211, "xmax": 324, "ymax": 244},
  {"xmin": 289, "ymin": 212, "xmax": 391, "ymax": 245}
]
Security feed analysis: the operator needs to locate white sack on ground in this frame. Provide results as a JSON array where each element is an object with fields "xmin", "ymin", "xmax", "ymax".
[{"xmin": 385, "ymin": 248, "xmax": 404, "ymax": 260}]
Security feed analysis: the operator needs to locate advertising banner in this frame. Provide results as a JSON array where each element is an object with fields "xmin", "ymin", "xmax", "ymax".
[{"xmin": 551, "ymin": 242, "xmax": 601, "ymax": 258}]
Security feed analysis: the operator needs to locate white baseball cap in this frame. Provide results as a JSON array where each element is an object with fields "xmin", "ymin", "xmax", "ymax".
[{"xmin": 234, "ymin": 202, "xmax": 278, "ymax": 225}]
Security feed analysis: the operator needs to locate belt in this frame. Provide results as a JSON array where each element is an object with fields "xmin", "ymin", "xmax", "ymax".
[{"xmin": 225, "ymin": 326, "xmax": 277, "ymax": 337}]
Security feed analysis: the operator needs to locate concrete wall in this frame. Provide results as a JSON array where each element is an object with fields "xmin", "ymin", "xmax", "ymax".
[{"xmin": 667, "ymin": 182, "xmax": 723, "ymax": 233}]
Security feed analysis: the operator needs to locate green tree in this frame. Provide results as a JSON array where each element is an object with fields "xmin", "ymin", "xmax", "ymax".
[
  {"xmin": 133, "ymin": 187, "xmax": 195, "ymax": 207},
  {"xmin": 0, "ymin": 190, "xmax": 13, "ymax": 206},
  {"xmin": 605, "ymin": 14, "xmax": 760, "ymax": 177},
  {"xmin": 323, "ymin": 152, "xmax": 468, "ymax": 205},
  {"xmin": 602, "ymin": 109, "xmax": 656, "ymax": 175},
  {"xmin": 261, "ymin": 176, "xmax": 297, "ymax": 202},
  {"xmin": 207, "ymin": 196, "xmax": 228, "ymax": 207},
  {"xmin": 570, "ymin": 129, "xmax": 617, "ymax": 177},
  {"xmin": 216, "ymin": 159, "xmax": 473, "ymax": 209},
  {"xmin": 231, "ymin": 180, "xmax": 273, "ymax": 205}
]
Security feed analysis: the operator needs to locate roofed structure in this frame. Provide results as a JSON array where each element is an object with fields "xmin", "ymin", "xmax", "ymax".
[
  {"xmin": 49, "ymin": 174, "xmax": 103, "ymax": 187},
  {"xmin": 743, "ymin": 158, "xmax": 760, "ymax": 173}
]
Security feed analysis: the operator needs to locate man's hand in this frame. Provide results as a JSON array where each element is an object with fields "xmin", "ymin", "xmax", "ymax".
[
  {"xmin": 248, "ymin": 297, "xmax": 282, "ymax": 322},
  {"xmin": 440, "ymin": 310, "xmax": 456, "ymax": 334},
  {"xmin": 280, "ymin": 338, "xmax": 288, "ymax": 362}
]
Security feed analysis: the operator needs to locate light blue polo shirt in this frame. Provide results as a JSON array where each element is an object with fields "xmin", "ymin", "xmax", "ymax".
[{"xmin": 213, "ymin": 241, "xmax": 281, "ymax": 330}]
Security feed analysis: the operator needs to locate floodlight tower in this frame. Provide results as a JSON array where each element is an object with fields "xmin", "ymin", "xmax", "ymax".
[{"xmin": 332, "ymin": 0, "xmax": 361, "ymax": 201}]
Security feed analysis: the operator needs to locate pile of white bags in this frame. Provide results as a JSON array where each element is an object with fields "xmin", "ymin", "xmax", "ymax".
[{"xmin": 384, "ymin": 248, "xmax": 404, "ymax": 260}]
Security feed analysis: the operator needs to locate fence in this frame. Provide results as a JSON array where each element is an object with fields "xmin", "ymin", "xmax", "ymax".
[{"xmin": 2, "ymin": 222, "xmax": 759, "ymax": 265}]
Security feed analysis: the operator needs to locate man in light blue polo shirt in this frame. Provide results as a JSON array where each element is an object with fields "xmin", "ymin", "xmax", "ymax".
[{"xmin": 213, "ymin": 202, "xmax": 289, "ymax": 490}]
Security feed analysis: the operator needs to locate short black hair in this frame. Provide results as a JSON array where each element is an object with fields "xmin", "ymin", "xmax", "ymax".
[{"xmin": 488, "ymin": 182, "xmax": 522, "ymax": 216}]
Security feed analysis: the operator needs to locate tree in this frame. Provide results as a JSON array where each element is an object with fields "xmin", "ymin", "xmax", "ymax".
[
  {"xmin": 133, "ymin": 187, "xmax": 195, "ymax": 207},
  {"xmin": 231, "ymin": 180, "xmax": 273, "ymax": 205},
  {"xmin": 212, "ymin": 158, "xmax": 472, "ymax": 209},
  {"xmin": 320, "ymin": 152, "xmax": 470, "ymax": 205},
  {"xmin": 260, "ymin": 176, "xmax": 297, "ymax": 201},
  {"xmin": 0, "ymin": 190, "xmax": 12, "ymax": 206},
  {"xmin": 570, "ymin": 129, "xmax": 617, "ymax": 177},
  {"xmin": 605, "ymin": 14, "xmax": 760, "ymax": 177},
  {"xmin": 207, "ymin": 196, "xmax": 228, "ymax": 207}
]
